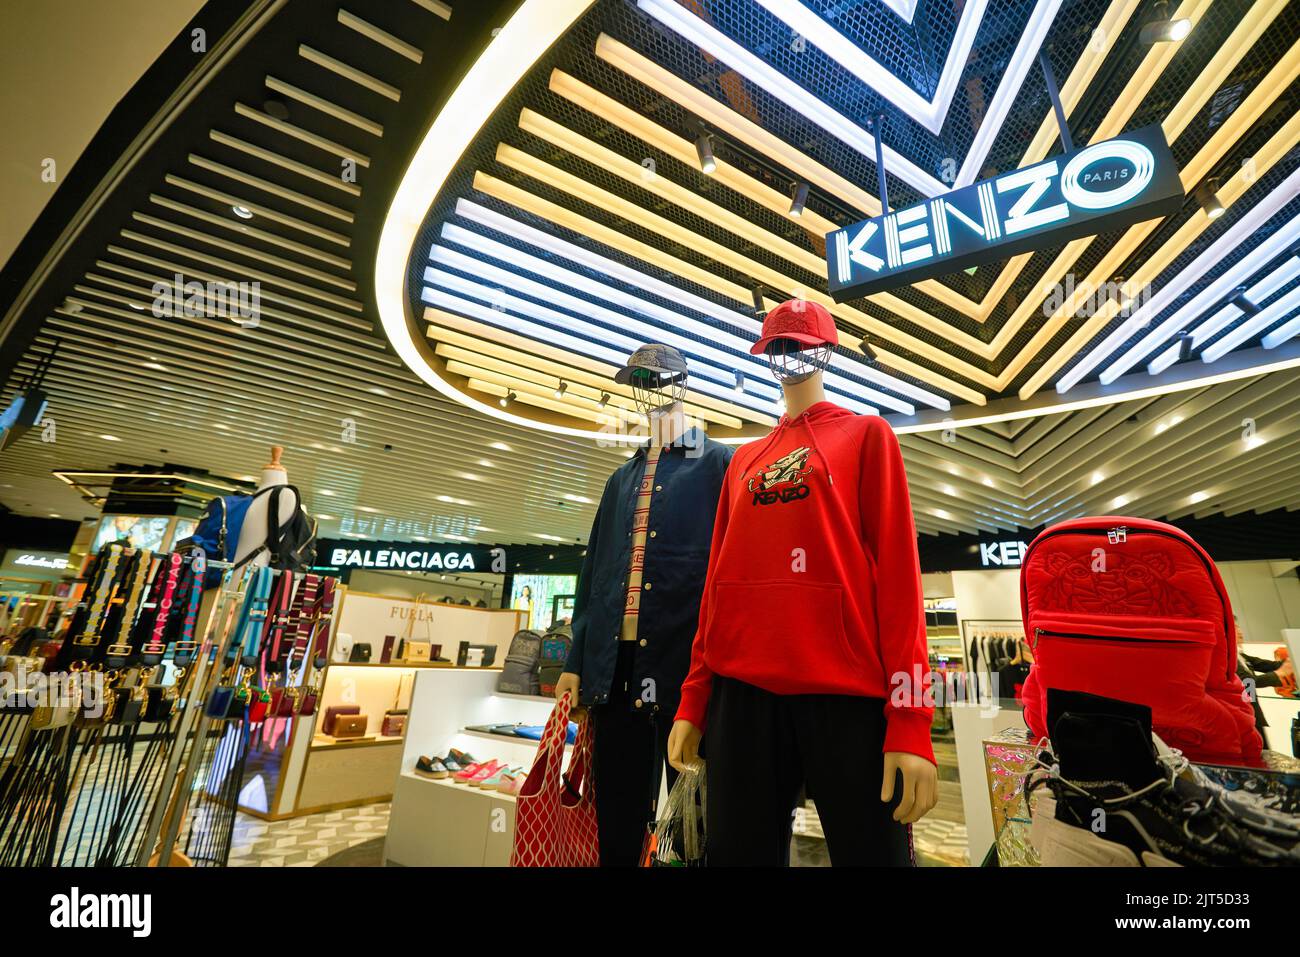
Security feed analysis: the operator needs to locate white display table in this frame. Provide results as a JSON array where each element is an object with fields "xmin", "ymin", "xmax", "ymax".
[{"xmin": 384, "ymin": 668, "xmax": 567, "ymax": 867}]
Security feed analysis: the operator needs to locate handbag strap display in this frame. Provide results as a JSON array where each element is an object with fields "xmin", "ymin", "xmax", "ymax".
[
  {"xmin": 309, "ymin": 577, "xmax": 336, "ymax": 669},
  {"xmin": 139, "ymin": 552, "xmax": 182, "ymax": 664},
  {"xmin": 74, "ymin": 544, "xmax": 124, "ymax": 648},
  {"xmin": 284, "ymin": 573, "xmax": 319, "ymax": 671},
  {"xmin": 104, "ymin": 551, "xmax": 156, "ymax": 667},
  {"xmin": 232, "ymin": 566, "xmax": 274, "ymax": 666},
  {"xmin": 262, "ymin": 570, "xmax": 297, "ymax": 674},
  {"xmin": 170, "ymin": 551, "xmax": 207, "ymax": 669}
]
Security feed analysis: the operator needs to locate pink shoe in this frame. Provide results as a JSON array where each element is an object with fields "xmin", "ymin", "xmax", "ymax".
[
  {"xmin": 453, "ymin": 760, "xmax": 491, "ymax": 784},
  {"xmin": 466, "ymin": 760, "xmax": 505, "ymax": 787},
  {"xmin": 498, "ymin": 768, "xmax": 528, "ymax": 797}
]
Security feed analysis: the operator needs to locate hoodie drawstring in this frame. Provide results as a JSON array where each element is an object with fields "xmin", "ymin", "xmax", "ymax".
[{"xmin": 804, "ymin": 414, "xmax": 834, "ymax": 487}]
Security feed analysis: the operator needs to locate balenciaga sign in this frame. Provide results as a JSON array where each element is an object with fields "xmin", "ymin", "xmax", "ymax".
[{"xmin": 827, "ymin": 125, "xmax": 1183, "ymax": 299}]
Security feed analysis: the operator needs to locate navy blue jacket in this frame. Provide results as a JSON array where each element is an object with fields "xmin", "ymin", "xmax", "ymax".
[{"xmin": 564, "ymin": 428, "xmax": 732, "ymax": 715}]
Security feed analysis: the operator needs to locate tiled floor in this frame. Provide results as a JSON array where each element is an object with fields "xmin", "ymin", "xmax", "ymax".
[{"xmin": 227, "ymin": 803, "xmax": 391, "ymax": 867}]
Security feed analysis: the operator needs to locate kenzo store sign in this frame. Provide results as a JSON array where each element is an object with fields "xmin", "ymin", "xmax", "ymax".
[{"xmin": 827, "ymin": 125, "xmax": 1184, "ymax": 299}]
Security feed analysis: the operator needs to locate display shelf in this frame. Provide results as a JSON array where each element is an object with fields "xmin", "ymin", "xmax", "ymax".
[
  {"xmin": 400, "ymin": 770, "xmax": 519, "ymax": 802},
  {"xmin": 310, "ymin": 735, "xmax": 405, "ymax": 751},
  {"xmin": 461, "ymin": 728, "xmax": 569, "ymax": 751},
  {"xmin": 494, "ymin": 690, "xmax": 559, "ymax": 703}
]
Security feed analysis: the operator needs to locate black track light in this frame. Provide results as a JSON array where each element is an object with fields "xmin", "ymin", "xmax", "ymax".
[
  {"xmin": 1139, "ymin": 2, "xmax": 1192, "ymax": 44},
  {"xmin": 860, "ymin": 338, "xmax": 877, "ymax": 362},
  {"xmin": 789, "ymin": 181, "xmax": 809, "ymax": 218},
  {"xmin": 695, "ymin": 133, "xmax": 716, "ymax": 175},
  {"xmin": 750, "ymin": 284, "xmax": 766, "ymax": 317}
]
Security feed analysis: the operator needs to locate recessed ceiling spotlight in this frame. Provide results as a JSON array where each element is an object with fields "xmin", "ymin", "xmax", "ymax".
[
  {"xmin": 99, "ymin": 434, "xmax": 120, "ymax": 442},
  {"xmin": 1139, "ymin": 2, "xmax": 1192, "ymax": 44},
  {"xmin": 231, "ymin": 205, "xmax": 254, "ymax": 220},
  {"xmin": 128, "ymin": 302, "xmax": 145, "ymax": 311},
  {"xmin": 789, "ymin": 181, "xmax": 809, "ymax": 218},
  {"xmin": 490, "ymin": 442, "xmax": 511, "ymax": 452},
  {"xmin": 318, "ymin": 489, "xmax": 335, "ymax": 496},
  {"xmin": 694, "ymin": 131, "xmax": 716, "ymax": 175},
  {"xmin": 263, "ymin": 98, "xmax": 291, "ymax": 120}
]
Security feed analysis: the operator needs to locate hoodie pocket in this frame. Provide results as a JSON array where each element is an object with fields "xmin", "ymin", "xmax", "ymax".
[{"xmin": 706, "ymin": 580, "xmax": 855, "ymax": 689}]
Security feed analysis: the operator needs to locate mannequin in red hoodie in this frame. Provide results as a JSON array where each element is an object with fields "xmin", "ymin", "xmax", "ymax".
[{"xmin": 667, "ymin": 299, "xmax": 937, "ymax": 865}]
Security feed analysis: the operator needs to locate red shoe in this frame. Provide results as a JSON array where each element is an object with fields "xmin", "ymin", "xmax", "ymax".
[{"xmin": 465, "ymin": 760, "xmax": 505, "ymax": 787}]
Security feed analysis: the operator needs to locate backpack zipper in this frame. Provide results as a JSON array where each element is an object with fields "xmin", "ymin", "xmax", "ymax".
[
  {"xmin": 1032, "ymin": 627, "xmax": 1200, "ymax": 650},
  {"xmin": 1021, "ymin": 526, "xmax": 1233, "ymax": 681}
]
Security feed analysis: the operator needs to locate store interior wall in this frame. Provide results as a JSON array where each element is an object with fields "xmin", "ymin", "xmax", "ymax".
[
  {"xmin": 951, "ymin": 570, "xmax": 1022, "ymax": 624},
  {"xmin": 1218, "ymin": 561, "xmax": 1300, "ymax": 651},
  {"xmin": 346, "ymin": 569, "xmax": 500, "ymax": 606}
]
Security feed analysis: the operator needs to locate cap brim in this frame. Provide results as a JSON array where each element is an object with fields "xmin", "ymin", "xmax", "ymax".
[
  {"xmin": 749, "ymin": 331, "xmax": 832, "ymax": 356},
  {"xmin": 613, "ymin": 363, "xmax": 676, "ymax": 385}
]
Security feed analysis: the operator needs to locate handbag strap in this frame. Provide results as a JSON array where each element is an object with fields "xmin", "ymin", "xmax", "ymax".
[
  {"xmin": 285, "ymin": 573, "xmax": 319, "ymax": 670},
  {"xmin": 139, "ymin": 552, "xmax": 182, "ymax": 663},
  {"xmin": 171, "ymin": 551, "xmax": 207, "ymax": 668},
  {"xmin": 104, "ymin": 551, "xmax": 156, "ymax": 667},
  {"xmin": 307, "ymin": 577, "xmax": 336, "ymax": 670},
  {"xmin": 262, "ymin": 570, "xmax": 297, "ymax": 674},
  {"xmin": 232, "ymin": 566, "xmax": 274, "ymax": 666},
  {"xmin": 74, "ymin": 544, "xmax": 124, "ymax": 648}
]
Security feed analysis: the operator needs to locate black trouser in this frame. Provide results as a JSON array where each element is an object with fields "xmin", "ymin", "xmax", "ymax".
[
  {"xmin": 591, "ymin": 642, "xmax": 678, "ymax": 866},
  {"xmin": 703, "ymin": 675, "xmax": 915, "ymax": 867}
]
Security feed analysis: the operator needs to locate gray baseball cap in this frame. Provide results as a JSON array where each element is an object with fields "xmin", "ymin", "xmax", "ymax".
[{"xmin": 614, "ymin": 343, "xmax": 688, "ymax": 385}]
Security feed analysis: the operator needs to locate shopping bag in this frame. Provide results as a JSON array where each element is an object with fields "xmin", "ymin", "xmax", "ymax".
[
  {"xmin": 641, "ymin": 763, "xmax": 706, "ymax": 867},
  {"xmin": 510, "ymin": 691, "xmax": 599, "ymax": 867}
]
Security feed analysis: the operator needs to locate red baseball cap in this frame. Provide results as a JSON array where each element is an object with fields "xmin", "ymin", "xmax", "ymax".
[{"xmin": 749, "ymin": 299, "xmax": 839, "ymax": 355}]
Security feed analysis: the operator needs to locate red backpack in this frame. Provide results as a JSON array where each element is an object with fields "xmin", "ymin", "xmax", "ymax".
[{"xmin": 1019, "ymin": 516, "xmax": 1262, "ymax": 767}]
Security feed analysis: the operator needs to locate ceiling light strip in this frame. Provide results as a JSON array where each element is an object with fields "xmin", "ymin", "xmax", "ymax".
[
  {"xmin": 148, "ymin": 194, "xmax": 353, "ymax": 269},
  {"xmin": 233, "ymin": 102, "xmax": 371, "ymax": 166},
  {"xmin": 435, "ymin": 223, "xmax": 908, "ymax": 410},
  {"xmin": 209, "ymin": 129, "xmax": 362, "ymax": 195},
  {"xmin": 1067, "ymin": 163, "xmax": 1300, "ymax": 389},
  {"xmin": 130, "ymin": 212, "xmax": 358, "ymax": 290},
  {"xmin": 424, "ymin": 301, "xmax": 788, "ymax": 422},
  {"xmin": 633, "ymin": 0, "xmax": 945, "ymax": 196},
  {"xmin": 752, "ymin": 0, "xmax": 988, "ymax": 134},
  {"xmin": 450, "ymin": 199, "xmax": 940, "ymax": 407},
  {"xmin": 337, "ymin": 9, "xmax": 423, "ymax": 63},
  {"xmin": 299, "ymin": 44, "xmax": 402, "ymax": 101},
  {"xmin": 265, "ymin": 76, "xmax": 384, "ymax": 137},
  {"xmin": 117, "ymin": 228, "xmax": 365, "ymax": 312},
  {"xmin": 164, "ymin": 174, "xmax": 350, "ymax": 246},
  {"xmin": 188, "ymin": 154, "xmax": 355, "ymax": 222},
  {"xmin": 481, "ymin": 156, "xmax": 993, "ymax": 390}
]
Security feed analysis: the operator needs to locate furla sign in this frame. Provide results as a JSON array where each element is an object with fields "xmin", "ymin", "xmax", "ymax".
[{"xmin": 827, "ymin": 125, "xmax": 1183, "ymax": 299}]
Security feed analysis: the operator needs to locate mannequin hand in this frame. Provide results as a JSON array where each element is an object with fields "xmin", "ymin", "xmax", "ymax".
[
  {"xmin": 667, "ymin": 719, "xmax": 702, "ymax": 772},
  {"xmin": 881, "ymin": 752, "xmax": 938, "ymax": 824},
  {"xmin": 554, "ymin": 673, "xmax": 585, "ymax": 720}
]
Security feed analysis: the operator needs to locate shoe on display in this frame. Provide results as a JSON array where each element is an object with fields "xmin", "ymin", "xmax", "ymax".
[
  {"xmin": 415, "ymin": 755, "xmax": 448, "ymax": 779},
  {"xmin": 447, "ymin": 748, "xmax": 477, "ymax": 769},
  {"xmin": 499, "ymin": 768, "xmax": 528, "ymax": 797},
  {"xmin": 479, "ymin": 765, "xmax": 516, "ymax": 791},
  {"xmin": 463, "ymin": 760, "xmax": 505, "ymax": 787},
  {"xmin": 1027, "ymin": 690, "xmax": 1300, "ymax": 867}
]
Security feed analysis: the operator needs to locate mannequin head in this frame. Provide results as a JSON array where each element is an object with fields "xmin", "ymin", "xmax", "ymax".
[
  {"xmin": 751, "ymin": 300, "xmax": 838, "ymax": 418},
  {"xmin": 615, "ymin": 343, "xmax": 690, "ymax": 446}
]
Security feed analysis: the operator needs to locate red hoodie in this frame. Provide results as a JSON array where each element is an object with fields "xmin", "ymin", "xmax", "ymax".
[{"xmin": 675, "ymin": 401, "xmax": 934, "ymax": 764}]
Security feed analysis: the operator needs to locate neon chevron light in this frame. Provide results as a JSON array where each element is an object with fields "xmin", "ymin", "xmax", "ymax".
[
  {"xmin": 635, "ymin": 0, "xmax": 946, "ymax": 197},
  {"xmin": 752, "ymin": 0, "xmax": 987, "ymax": 134}
]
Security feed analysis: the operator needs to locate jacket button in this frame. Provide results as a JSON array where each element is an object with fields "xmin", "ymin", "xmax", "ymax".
[
  {"xmin": 644, "ymin": 582, "xmax": 652, "ymax": 590},
  {"xmin": 634, "ymin": 699, "xmax": 643, "ymax": 709},
  {"xmin": 639, "ymin": 639, "xmax": 647, "ymax": 648},
  {"xmin": 649, "ymin": 530, "xmax": 657, "ymax": 538},
  {"xmin": 655, "ymin": 485, "xmax": 662, "ymax": 492}
]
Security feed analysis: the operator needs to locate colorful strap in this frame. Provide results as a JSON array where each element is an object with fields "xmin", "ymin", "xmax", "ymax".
[
  {"xmin": 309, "ymin": 578, "xmax": 337, "ymax": 669},
  {"xmin": 285, "ymin": 574, "xmax": 320, "ymax": 670},
  {"xmin": 75, "ymin": 544, "xmax": 124, "ymax": 647},
  {"xmin": 171, "ymin": 551, "xmax": 207, "ymax": 667},
  {"xmin": 140, "ymin": 552, "xmax": 183, "ymax": 662},
  {"xmin": 231, "ymin": 566, "xmax": 274, "ymax": 666},
  {"xmin": 262, "ymin": 570, "xmax": 296, "ymax": 673},
  {"xmin": 105, "ymin": 551, "xmax": 155, "ymax": 666}
]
